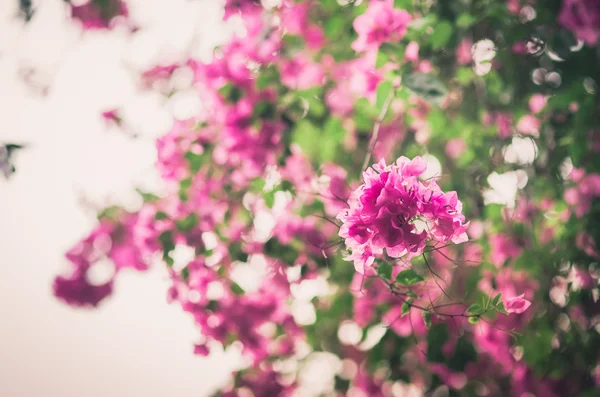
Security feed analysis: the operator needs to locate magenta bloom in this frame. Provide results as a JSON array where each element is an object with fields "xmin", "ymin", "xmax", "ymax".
[
  {"xmin": 490, "ymin": 234, "xmax": 523, "ymax": 267},
  {"xmin": 338, "ymin": 157, "xmax": 468, "ymax": 273},
  {"xmin": 351, "ymin": 1, "xmax": 412, "ymax": 52},
  {"xmin": 53, "ymin": 273, "xmax": 113, "ymax": 307},
  {"xmin": 70, "ymin": 0, "xmax": 128, "ymax": 30},
  {"xmin": 280, "ymin": 55, "xmax": 325, "ymax": 90},
  {"xmin": 558, "ymin": 0, "xmax": 600, "ymax": 46},
  {"xmin": 223, "ymin": 0, "xmax": 262, "ymax": 20},
  {"xmin": 101, "ymin": 108, "xmax": 121, "ymax": 128},
  {"xmin": 504, "ymin": 294, "xmax": 532, "ymax": 314}
]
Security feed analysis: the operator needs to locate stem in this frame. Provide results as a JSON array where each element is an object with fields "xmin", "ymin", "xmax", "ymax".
[{"xmin": 362, "ymin": 90, "xmax": 395, "ymax": 172}]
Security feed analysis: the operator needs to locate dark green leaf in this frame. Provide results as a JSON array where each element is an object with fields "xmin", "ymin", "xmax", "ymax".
[
  {"xmin": 401, "ymin": 301, "xmax": 411, "ymax": 317},
  {"xmin": 427, "ymin": 324, "xmax": 448, "ymax": 361},
  {"xmin": 377, "ymin": 260, "xmax": 393, "ymax": 280},
  {"xmin": 396, "ymin": 269, "xmax": 425, "ymax": 285},
  {"xmin": 422, "ymin": 311, "xmax": 432, "ymax": 329},
  {"xmin": 176, "ymin": 213, "xmax": 198, "ymax": 232},
  {"xmin": 491, "ymin": 293, "xmax": 502, "ymax": 307},
  {"xmin": 403, "ymin": 73, "xmax": 447, "ymax": 105}
]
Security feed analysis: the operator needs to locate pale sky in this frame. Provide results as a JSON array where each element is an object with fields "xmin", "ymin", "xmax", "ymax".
[{"xmin": 0, "ymin": 1, "xmax": 241, "ymax": 396}]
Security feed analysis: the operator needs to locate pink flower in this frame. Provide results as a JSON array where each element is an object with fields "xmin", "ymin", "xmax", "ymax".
[
  {"xmin": 564, "ymin": 172, "xmax": 600, "ymax": 217},
  {"xmin": 70, "ymin": 0, "xmax": 128, "ymax": 30},
  {"xmin": 141, "ymin": 64, "xmax": 180, "ymax": 89},
  {"xmin": 529, "ymin": 94, "xmax": 548, "ymax": 114},
  {"xmin": 504, "ymin": 294, "xmax": 532, "ymax": 314},
  {"xmin": 512, "ymin": 41, "xmax": 528, "ymax": 54},
  {"xmin": 456, "ymin": 38, "xmax": 473, "ymax": 65},
  {"xmin": 53, "ymin": 274, "xmax": 113, "ymax": 307},
  {"xmin": 492, "ymin": 112, "xmax": 514, "ymax": 139},
  {"xmin": 352, "ymin": 1, "xmax": 412, "ymax": 52},
  {"xmin": 101, "ymin": 108, "xmax": 122, "ymax": 128},
  {"xmin": 54, "ymin": 214, "xmax": 149, "ymax": 307},
  {"xmin": 193, "ymin": 344, "xmax": 210, "ymax": 356},
  {"xmin": 467, "ymin": 220, "xmax": 484, "ymax": 239},
  {"xmin": 223, "ymin": 0, "xmax": 262, "ymax": 20},
  {"xmin": 404, "ymin": 41, "xmax": 419, "ymax": 62},
  {"xmin": 576, "ymin": 232, "xmax": 600, "ymax": 259},
  {"xmin": 507, "ymin": 0, "xmax": 521, "ymax": 15},
  {"xmin": 558, "ymin": 0, "xmax": 600, "ymax": 46},
  {"xmin": 516, "ymin": 114, "xmax": 540, "ymax": 136},
  {"xmin": 490, "ymin": 234, "xmax": 523, "ymax": 267},
  {"xmin": 416, "ymin": 60, "xmax": 433, "ymax": 73},
  {"xmin": 338, "ymin": 157, "xmax": 468, "ymax": 273},
  {"xmin": 280, "ymin": 55, "xmax": 325, "ymax": 90},
  {"xmin": 280, "ymin": 1, "xmax": 325, "ymax": 49},
  {"xmin": 445, "ymin": 138, "xmax": 467, "ymax": 159}
]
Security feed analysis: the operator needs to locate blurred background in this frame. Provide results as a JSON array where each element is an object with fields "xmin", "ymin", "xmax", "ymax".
[{"xmin": 0, "ymin": 1, "xmax": 241, "ymax": 395}]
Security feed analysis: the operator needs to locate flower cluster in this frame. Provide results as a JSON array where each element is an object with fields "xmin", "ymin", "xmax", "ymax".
[
  {"xmin": 351, "ymin": 0, "xmax": 412, "ymax": 52},
  {"xmin": 559, "ymin": 0, "xmax": 600, "ymax": 46},
  {"xmin": 69, "ymin": 0, "xmax": 129, "ymax": 30},
  {"xmin": 339, "ymin": 156, "xmax": 468, "ymax": 273},
  {"xmin": 48, "ymin": 0, "xmax": 600, "ymax": 395}
]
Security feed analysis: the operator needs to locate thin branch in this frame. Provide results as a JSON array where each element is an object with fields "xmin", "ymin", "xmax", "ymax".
[{"xmin": 362, "ymin": 90, "xmax": 395, "ymax": 171}]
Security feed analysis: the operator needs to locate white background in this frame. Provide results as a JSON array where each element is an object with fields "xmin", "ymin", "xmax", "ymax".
[{"xmin": 0, "ymin": 1, "xmax": 239, "ymax": 395}]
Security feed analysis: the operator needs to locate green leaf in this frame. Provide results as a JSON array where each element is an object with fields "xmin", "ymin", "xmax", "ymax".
[
  {"xmin": 496, "ymin": 302, "xmax": 509, "ymax": 315},
  {"xmin": 431, "ymin": 21, "xmax": 453, "ymax": 49},
  {"xmin": 456, "ymin": 13, "xmax": 477, "ymax": 29},
  {"xmin": 292, "ymin": 119, "xmax": 321, "ymax": 161},
  {"xmin": 218, "ymin": 83, "xmax": 242, "ymax": 103},
  {"xmin": 354, "ymin": 97, "xmax": 380, "ymax": 131},
  {"xmin": 377, "ymin": 260, "xmax": 393, "ymax": 280},
  {"xmin": 158, "ymin": 231, "xmax": 175, "ymax": 267},
  {"xmin": 403, "ymin": 73, "xmax": 447, "ymax": 105},
  {"xmin": 408, "ymin": 15, "xmax": 437, "ymax": 33},
  {"xmin": 250, "ymin": 178, "xmax": 266, "ymax": 192},
  {"xmin": 136, "ymin": 188, "xmax": 160, "ymax": 203},
  {"xmin": 264, "ymin": 189, "xmax": 276, "ymax": 208},
  {"xmin": 467, "ymin": 304, "xmax": 483, "ymax": 314},
  {"xmin": 324, "ymin": 13, "xmax": 345, "ymax": 40},
  {"xmin": 376, "ymin": 81, "xmax": 393, "ymax": 110},
  {"xmin": 176, "ymin": 213, "xmax": 198, "ymax": 232},
  {"xmin": 155, "ymin": 211, "xmax": 169, "ymax": 221},
  {"xmin": 456, "ymin": 67, "xmax": 475, "ymax": 85},
  {"xmin": 184, "ymin": 151, "xmax": 208, "ymax": 173},
  {"xmin": 180, "ymin": 267, "xmax": 190, "ymax": 282},
  {"xmin": 252, "ymin": 101, "xmax": 277, "ymax": 120},
  {"xmin": 448, "ymin": 336, "xmax": 478, "ymax": 371},
  {"xmin": 422, "ymin": 311, "xmax": 432, "ymax": 329},
  {"xmin": 179, "ymin": 178, "xmax": 192, "ymax": 202},
  {"xmin": 427, "ymin": 324, "xmax": 449, "ymax": 362},
  {"xmin": 491, "ymin": 293, "xmax": 502, "ymax": 307},
  {"xmin": 231, "ymin": 283, "xmax": 245, "ymax": 295},
  {"xmin": 396, "ymin": 269, "xmax": 425, "ymax": 285},
  {"xmin": 321, "ymin": 117, "xmax": 345, "ymax": 161},
  {"xmin": 97, "ymin": 205, "xmax": 121, "ymax": 221},
  {"xmin": 376, "ymin": 49, "xmax": 389, "ymax": 68},
  {"xmin": 394, "ymin": 0, "xmax": 411, "ymax": 8},
  {"xmin": 401, "ymin": 301, "xmax": 411, "ymax": 317}
]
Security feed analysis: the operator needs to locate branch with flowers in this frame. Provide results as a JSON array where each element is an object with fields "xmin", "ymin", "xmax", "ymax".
[{"xmin": 42, "ymin": 0, "xmax": 600, "ymax": 395}]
